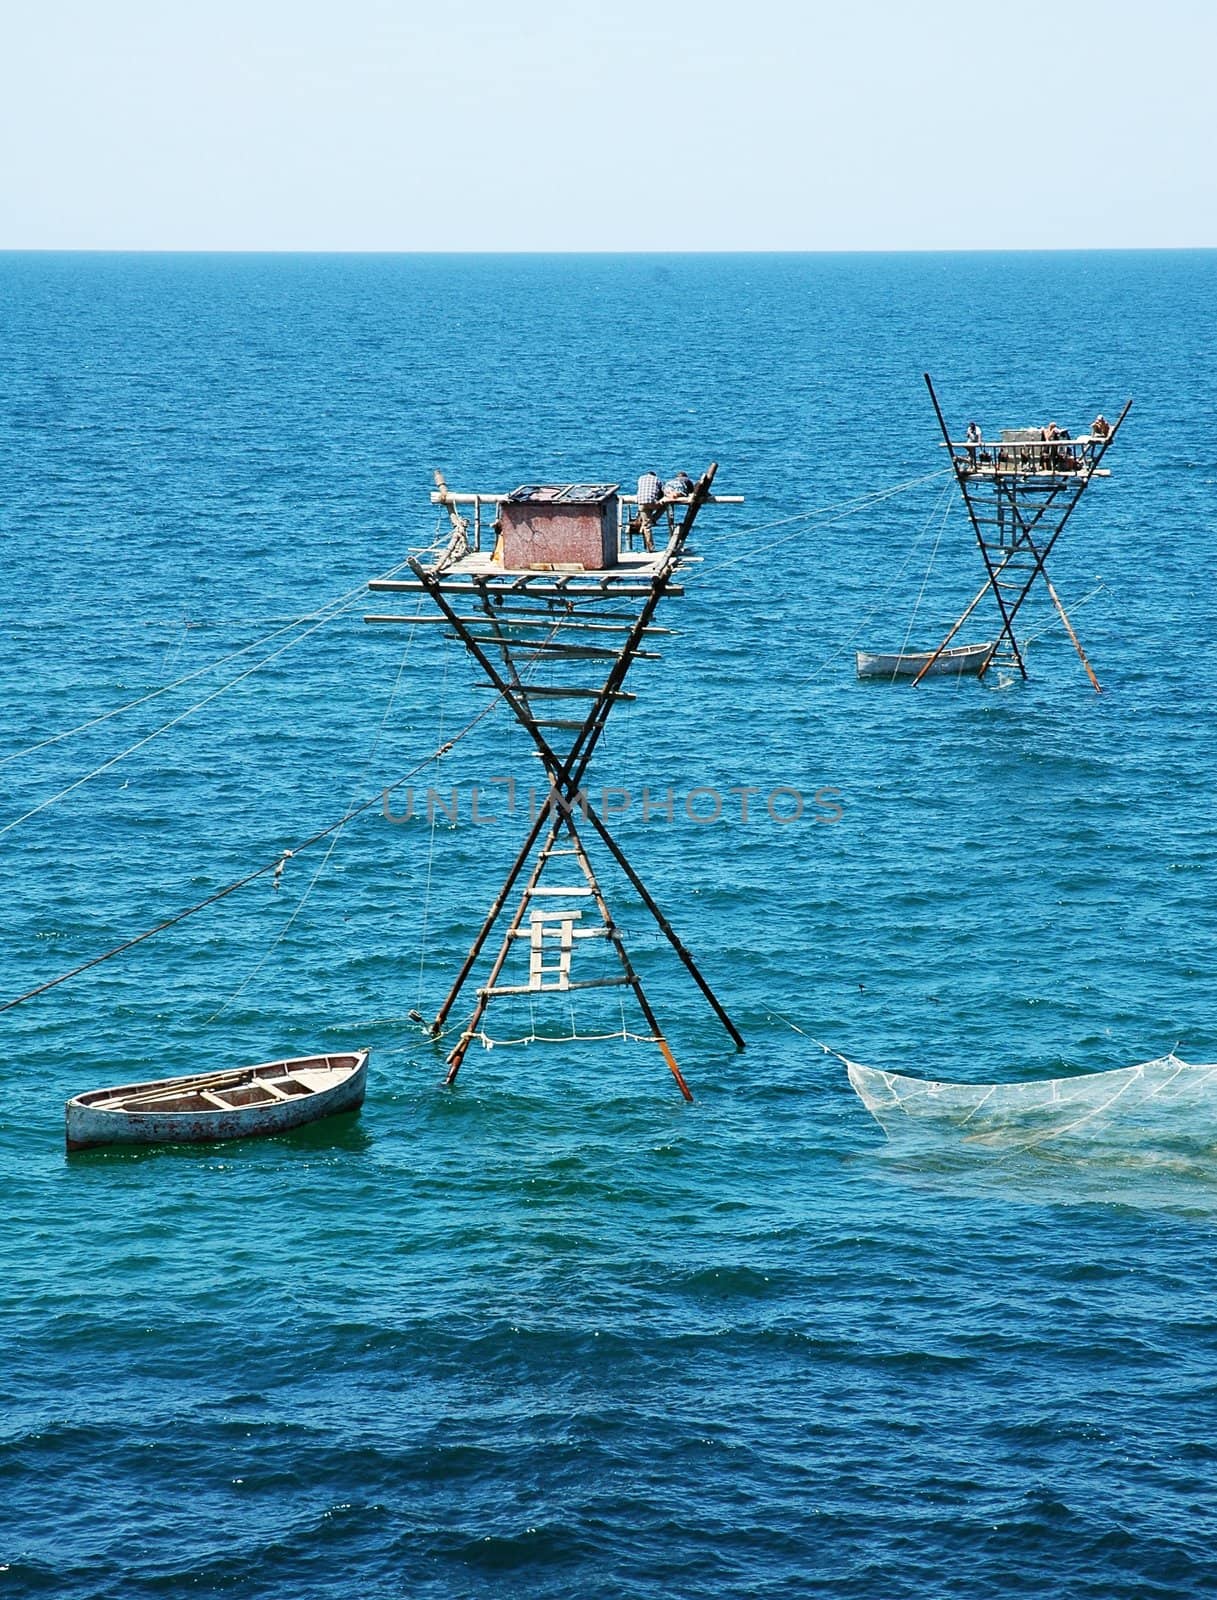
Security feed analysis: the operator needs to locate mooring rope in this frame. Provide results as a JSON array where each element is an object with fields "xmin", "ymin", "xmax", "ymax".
[
  {"xmin": 696, "ymin": 468, "xmax": 951, "ymax": 578},
  {"xmin": 469, "ymin": 1026, "xmax": 661, "ymax": 1049},
  {"xmin": 0, "ymin": 597, "xmax": 373, "ymax": 842},
  {"xmin": 0, "ymin": 595, "xmax": 585, "ymax": 1020},
  {"xmin": 802, "ymin": 479, "xmax": 954, "ymax": 681},
  {"xmin": 0, "ymin": 687, "xmax": 505, "ymax": 1019},
  {"xmin": 0, "ymin": 560, "xmax": 413, "ymax": 773},
  {"xmin": 892, "ymin": 488, "xmax": 954, "ymax": 673},
  {"xmin": 415, "ymin": 649, "xmax": 450, "ymax": 1010},
  {"xmin": 206, "ymin": 600, "xmax": 425, "ymax": 1023}
]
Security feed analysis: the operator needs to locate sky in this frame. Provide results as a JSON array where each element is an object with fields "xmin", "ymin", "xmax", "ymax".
[{"xmin": 2, "ymin": 0, "xmax": 1215, "ymax": 251}]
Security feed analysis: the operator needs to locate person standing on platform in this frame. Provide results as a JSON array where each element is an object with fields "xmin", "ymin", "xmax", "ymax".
[{"xmin": 634, "ymin": 469, "xmax": 662, "ymax": 551}]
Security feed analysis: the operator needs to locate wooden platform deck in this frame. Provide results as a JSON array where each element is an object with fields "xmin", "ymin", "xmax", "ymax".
[{"xmin": 438, "ymin": 548, "xmax": 672, "ymax": 582}]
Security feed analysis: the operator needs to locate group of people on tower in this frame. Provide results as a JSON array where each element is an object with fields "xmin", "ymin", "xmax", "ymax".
[
  {"xmin": 631, "ymin": 468, "xmax": 696, "ymax": 551},
  {"xmin": 961, "ymin": 414, "xmax": 1113, "ymax": 472}
]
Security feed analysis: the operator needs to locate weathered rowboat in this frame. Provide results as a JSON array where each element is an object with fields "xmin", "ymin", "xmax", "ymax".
[
  {"xmin": 65, "ymin": 1050, "xmax": 369, "ymax": 1151},
  {"xmin": 855, "ymin": 641, "xmax": 996, "ymax": 679}
]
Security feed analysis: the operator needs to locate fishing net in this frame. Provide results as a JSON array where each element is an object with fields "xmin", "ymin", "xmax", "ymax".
[{"xmin": 845, "ymin": 1053, "xmax": 1217, "ymax": 1151}]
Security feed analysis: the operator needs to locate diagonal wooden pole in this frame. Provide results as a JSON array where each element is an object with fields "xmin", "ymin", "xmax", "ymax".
[
  {"xmin": 1040, "ymin": 567, "xmax": 1102, "ymax": 692},
  {"xmin": 924, "ymin": 373, "xmax": 1027, "ymax": 679}
]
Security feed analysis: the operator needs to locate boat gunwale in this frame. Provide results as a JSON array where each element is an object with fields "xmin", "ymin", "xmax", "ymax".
[{"xmin": 68, "ymin": 1052, "xmax": 367, "ymax": 1113}]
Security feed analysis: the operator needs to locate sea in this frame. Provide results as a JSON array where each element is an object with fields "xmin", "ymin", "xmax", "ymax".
[{"xmin": 1, "ymin": 251, "xmax": 1216, "ymax": 1598}]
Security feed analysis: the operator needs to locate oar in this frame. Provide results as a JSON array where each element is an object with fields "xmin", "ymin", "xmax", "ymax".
[{"xmin": 83, "ymin": 1056, "xmax": 337, "ymax": 1109}]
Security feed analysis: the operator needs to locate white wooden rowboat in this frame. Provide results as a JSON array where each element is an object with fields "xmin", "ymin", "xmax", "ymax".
[
  {"xmin": 65, "ymin": 1050, "xmax": 369, "ymax": 1151},
  {"xmin": 855, "ymin": 641, "xmax": 996, "ymax": 679}
]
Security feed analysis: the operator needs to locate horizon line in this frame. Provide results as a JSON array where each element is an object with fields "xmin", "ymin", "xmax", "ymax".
[{"xmin": 2, "ymin": 244, "xmax": 1215, "ymax": 257}]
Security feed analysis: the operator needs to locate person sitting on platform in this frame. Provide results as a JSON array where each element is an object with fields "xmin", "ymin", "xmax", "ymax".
[{"xmin": 1091, "ymin": 413, "xmax": 1111, "ymax": 439}]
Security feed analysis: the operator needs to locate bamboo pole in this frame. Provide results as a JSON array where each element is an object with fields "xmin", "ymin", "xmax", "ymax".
[
  {"xmin": 923, "ymin": 373, "xmax": 1027, "ymax": 680},
  {"xmin": 433, "ymin": 469, "xmax": 471, "ymax": 565}
]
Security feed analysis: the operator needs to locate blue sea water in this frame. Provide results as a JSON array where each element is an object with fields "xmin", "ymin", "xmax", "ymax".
[{"xmin": 1, "ymin": 250, "xmax": 1216, "ymax": 1598}]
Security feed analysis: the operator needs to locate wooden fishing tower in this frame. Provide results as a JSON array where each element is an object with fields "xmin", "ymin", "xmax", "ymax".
[
  {"xmin": 918, "ymin": 374, "xmax": 1132, "ymax": 690},
  {"xmin": 365, "ymin": 465, "xmax": 745, "ymax": 1100}
]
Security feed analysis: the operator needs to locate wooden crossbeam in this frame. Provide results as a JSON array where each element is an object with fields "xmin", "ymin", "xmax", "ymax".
[{"xmin": 485, "ymin": 684, "xmax": 636, "ymax": 700}]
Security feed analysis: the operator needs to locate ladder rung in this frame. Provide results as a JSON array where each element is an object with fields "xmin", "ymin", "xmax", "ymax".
[
  {"xmin": 511, "ymin": 648, "xmax": 618, "ymax": 661},
  {"xmin": 369, "ymin": 612, "xmax": 672, "ymax": 633},
  {"xmin": 466, "ymin": 639, "xmax": 653, "ymax": 661},
  {"xmin": 526, "ymin": 885, "xmax": 593, "ymax": 897},
  {"xmin": 479, "ymin": 975, "xmax": 634, "ymax": 998},
  {"xmin": 506, "ymin": 685, "xmax": 635, "ymax": 700}
]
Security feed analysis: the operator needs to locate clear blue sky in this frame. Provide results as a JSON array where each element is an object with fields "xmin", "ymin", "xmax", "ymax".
[{"xmin": 3, "ymin": 0, "xmax": 1214, "ymax": 250}]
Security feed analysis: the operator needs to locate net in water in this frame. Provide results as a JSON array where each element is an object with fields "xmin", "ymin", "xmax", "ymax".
[{"xmin": 846, "ymin": 1052, "xmax": 1217, "ymax": 1150}]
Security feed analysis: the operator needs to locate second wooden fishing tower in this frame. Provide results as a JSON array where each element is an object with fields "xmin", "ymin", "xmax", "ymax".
[
  {"xmin": 918, "ymin": 373, "xmax": 1132, "ymax": 690},
  {"xmin": 366, "ymin": 466, "xmax": 745, "ymax": 1100}
]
